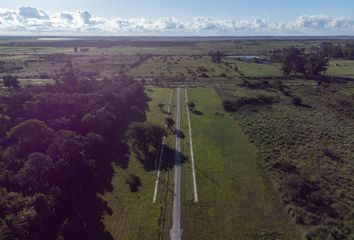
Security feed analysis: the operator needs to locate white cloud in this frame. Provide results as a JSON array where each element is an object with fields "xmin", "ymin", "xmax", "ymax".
[
  {"xmin": 0, "ymin": 6, "xmax": 353, "ymax": 35},
  {"xmin": 18, "ymin": 6, "xmax": 49, "ymax": 20}
]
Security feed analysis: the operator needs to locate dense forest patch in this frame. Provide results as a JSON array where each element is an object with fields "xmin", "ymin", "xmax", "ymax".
[{"xmin": 0, "ymin": 74, "xmax": 148, "ymax": 239}]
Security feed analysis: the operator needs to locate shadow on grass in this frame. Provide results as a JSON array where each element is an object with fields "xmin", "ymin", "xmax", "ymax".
[
  {"xmin": 136, "ymin": 145, "xmax": 187, "ymax": 172},
  {"xmin": 192, "ymin": 110, "xmax": 204, "ymax": 115},
  {"xmin": 54, "ymin": 89, "xmax": 151, "ymax": 240},
  {"xmin": 174, "ymin": 129, "xmax": 185, "ymax": 139}
]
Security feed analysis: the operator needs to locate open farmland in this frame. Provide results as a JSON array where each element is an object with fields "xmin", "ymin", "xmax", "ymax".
[{"xmin": 1, "ymin": 36, "xmax": 354, "ymax": 240}]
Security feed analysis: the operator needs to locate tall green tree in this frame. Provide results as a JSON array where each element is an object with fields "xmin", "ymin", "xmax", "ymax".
[
  {"xmin": 18, "ymin": 153, "xmax": 54, "ymax": 194},
  {"xmin": 8, "ymin": 119, "xmax": 55, "ymax": 158},
  {"xmin": 304, "ymin": 54, "xmax": 329, "ymax": 77}
]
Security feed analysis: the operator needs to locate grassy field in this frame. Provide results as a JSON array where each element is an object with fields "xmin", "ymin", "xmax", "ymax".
[
  {"xmin": 326, "ymin": 59, "xmax": 354, "ymax": 77},
  {"xmin": 102, "ymin": 86, "xmax": 302, "ymax": 239},
  {"xmin": 2, "ymin": 37, "xmax": 354, "ymax": 239},
  {"xmin": 181, "ymin": 87, "xmax": 301, "ymax": 239},
  {"xmin": 129, "ymin": 55, "xmax": 240, "ymax": 79},
  {"xmin": 233, "ymin": 61, "xmax": 282, "ymax": 77},
  {"xmin": 102, "ymin": 87, "xmax": 175, "ymax": 240},
  {"xmin": 216, "ymin": 80, "xmax": 354, "ymax": 238}
]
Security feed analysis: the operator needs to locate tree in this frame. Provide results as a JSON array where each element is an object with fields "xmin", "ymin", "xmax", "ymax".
[
  {"xmin": 281, "ymin": 47, "xmax": 328, "ymax": 77},
  {"xmin": 8, "ymin": 119, "xmax": 55, "ymax": 158},
  {"xmin": 126, "ymin": 123, "xmax": 166, "ymax": 168},
  {"xmin": 319, "ymin": 42, "xmax": 333, "ymax": 58},
  {"xmin": 281, "ymin": 47, "xmax": 302, "ymax": 76},
  {"xmin": 165, "ymin": 117, "xmax": 175, "ymax": 129},
  {"xmin": 47, "ymin": 130, "xmax": 95, "ymax": 188},
  {"xmin": 342, "ymin": 47, "xmax": 354, "ymax": 60},
  {"xmin": 3, "ymin": 75, "xmax": 19, "ymax": 89},
  {"xmin": 209, "ymin": 51, "xmax": 223, "ymax": 63},
  {"xmin": 0, "ymin": 216, "xmax": 29, "ymax": 240},
  {"xmin": 0, "ymin": 114, "xmax": 10, "ymax": 138},
  {"xmin": 187, "ymin": 101, "xmax": 195, "ymax": 110},
  {"xmin": 331, "ymin": 45, "xmax": 343, "ymax": 58},
  {"xmin": 292, "ymin": 96, "xmax": 303, "ymax": 106},
  {"xmin": 304, "ymin": 54, "xmax": 329, "ymax": 77},
  {"xmin": 18, "ymin": 153, "xmax": 54, "ymax": 194},
  {"xmin": 126, "ymin": 123, "xmax": 166, "ymax": 148}
]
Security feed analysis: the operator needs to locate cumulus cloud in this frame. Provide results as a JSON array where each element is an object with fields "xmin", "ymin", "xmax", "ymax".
[
  {"xmin": 288, "ymin": 15, "xmax": 354, "ymax": 33},
  {"xmin": 0, "ymin": 6, "xmax": 353, "ymax": 35},
  {"xmin": 19, "ymin": 6, "xmax": 49, "ymax": 20}
]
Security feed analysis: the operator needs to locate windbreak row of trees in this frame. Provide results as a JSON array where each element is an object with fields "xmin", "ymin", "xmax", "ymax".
[{"xmin": 0, "ymin": 73, "xmax": 148, "ymax": 239}]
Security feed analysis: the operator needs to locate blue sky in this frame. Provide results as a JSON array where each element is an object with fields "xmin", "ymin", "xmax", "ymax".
[
  {"xmin": 1, "ymin": 0, "xmax": 354, "ymax": 20},
  {"xmin": 0, "ymin": 0, "xmax": 354, "ymax": 35}
]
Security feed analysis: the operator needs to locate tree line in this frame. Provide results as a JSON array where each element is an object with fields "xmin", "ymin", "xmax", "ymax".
[
  {"xmin": 280, "ymin": 42, "xmax": 354, "ymax": 78},
  {"xmin": 0, "ymin": 71, "xmax": 148, "ymax": 239},
  {"xmin": 281, "ymin": 47, "xmax": 329, "ymax": 77}
]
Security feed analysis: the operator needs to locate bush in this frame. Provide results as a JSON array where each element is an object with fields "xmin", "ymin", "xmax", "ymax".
[
  {"xmin": 39, "ymin": 73, "xmax": 50, "ymax": 79},
  {"xmin": 199, "ymin": 73, "xmax": 209, "ymax": 78},
  {"xmin": 272, "ymin": 161, "xmax": 299, "ymax": 174},
  {"xmin": 126, "ymin": 122, "xmax": 166, "ymax": 169},
  {"xmin": 292, "ymin": 96, "xmax": 303, "ymax": 106},
  {"xmin": 323, "ymin": 148, "xmax": 341, "ymax": 161},
  {"xmin": 187, "ymin": 101, "xmax": 195, "ymax": 110},
  {"xmin": 304, "ymin": 225, "xmax": 345, "ymax": 240}
]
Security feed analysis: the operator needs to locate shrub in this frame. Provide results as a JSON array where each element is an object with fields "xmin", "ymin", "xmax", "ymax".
[
  {"xmin": 292, "ymin": 96, "xmax": 303, "ymax": 106},
  {"xmin": 199, "ymin": 73, "xmax": 209, "ymax": 78},
  {"xmin": 272, "ymin": 161, "xmax": 299, "ymax": 174},
  {"xmin": 304, "ymin": 225, "xmax": 345, "ymax": 240},
  {"xmin": 323, "ymin": 148, "xmax": 341, "ymax": 161},
  {"xmin": 220, "ymin": 73, "xmax": 227, "ymax": 78},
  {"xmin": 187, "ymin": 101, "xmax": 195, "ymax": 110}
]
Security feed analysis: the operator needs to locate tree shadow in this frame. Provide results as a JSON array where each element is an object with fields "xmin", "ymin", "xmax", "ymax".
[
  {"xmin": 125, "ymin": 174, "xmax": 142, "ymax": 192},
  {"xmin": 192, "ymin": 110, "xmax": 204, "ymax": 116},
  {"xmin": 58, "ymin": 185, "xmax": 114, "ymax": 240},
  {"xmin": 174, "ymin": 129, "xmax": 185, "ymax": 139},
  {"xmin": 53, "ymin": 85, "xmax": 150, "ymax": 240},
  {"xmin": 136, "ymin": 145, "xmax": 187, "ymax": 172},
  {"xmin": 158, "ymin": 103, "xmax": 169, "ymax": 115},
  {"xmin": 300, "ymin": 103, "xmax": 312, "ymax": 109}
]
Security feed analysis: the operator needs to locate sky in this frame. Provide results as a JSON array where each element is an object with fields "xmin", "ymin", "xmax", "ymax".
[{"xmin": 0, "ymin": 0, "xmax": 354, "ymax": 36}]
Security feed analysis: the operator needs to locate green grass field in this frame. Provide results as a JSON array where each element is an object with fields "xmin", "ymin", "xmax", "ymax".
[
  {"xmin": 129, "ymin": 56, "xmax": 240, "ymax": 79},
  {"xmin": 102, "ymin": 86, "xmax": 301, "ymax": 239},
  {"xmin": 234, "ymin": 61, "xmax": 283, "ymax": 77},
  {"xmin": 102, "ymin": 87, "xmax": 175, "ymax": 240},
  {"xmin": 326, "ymin": 59, "xmax": 354, "ymax": 77},
  {"xmin": 180, "ymin": 87, "xmax": 301, "ymax": 239},
  {"xmin": 2, "ymin": 37, "xmax": 353, "ymax": 239}
]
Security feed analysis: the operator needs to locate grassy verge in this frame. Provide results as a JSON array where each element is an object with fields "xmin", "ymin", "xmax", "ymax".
[
  {"xmin": 102, "ymin": 86, "xmax": 175, "ymax": 240},
  {"xmin": 181, "ymin": 87, "xmax": 301, "ymax": 239}
]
